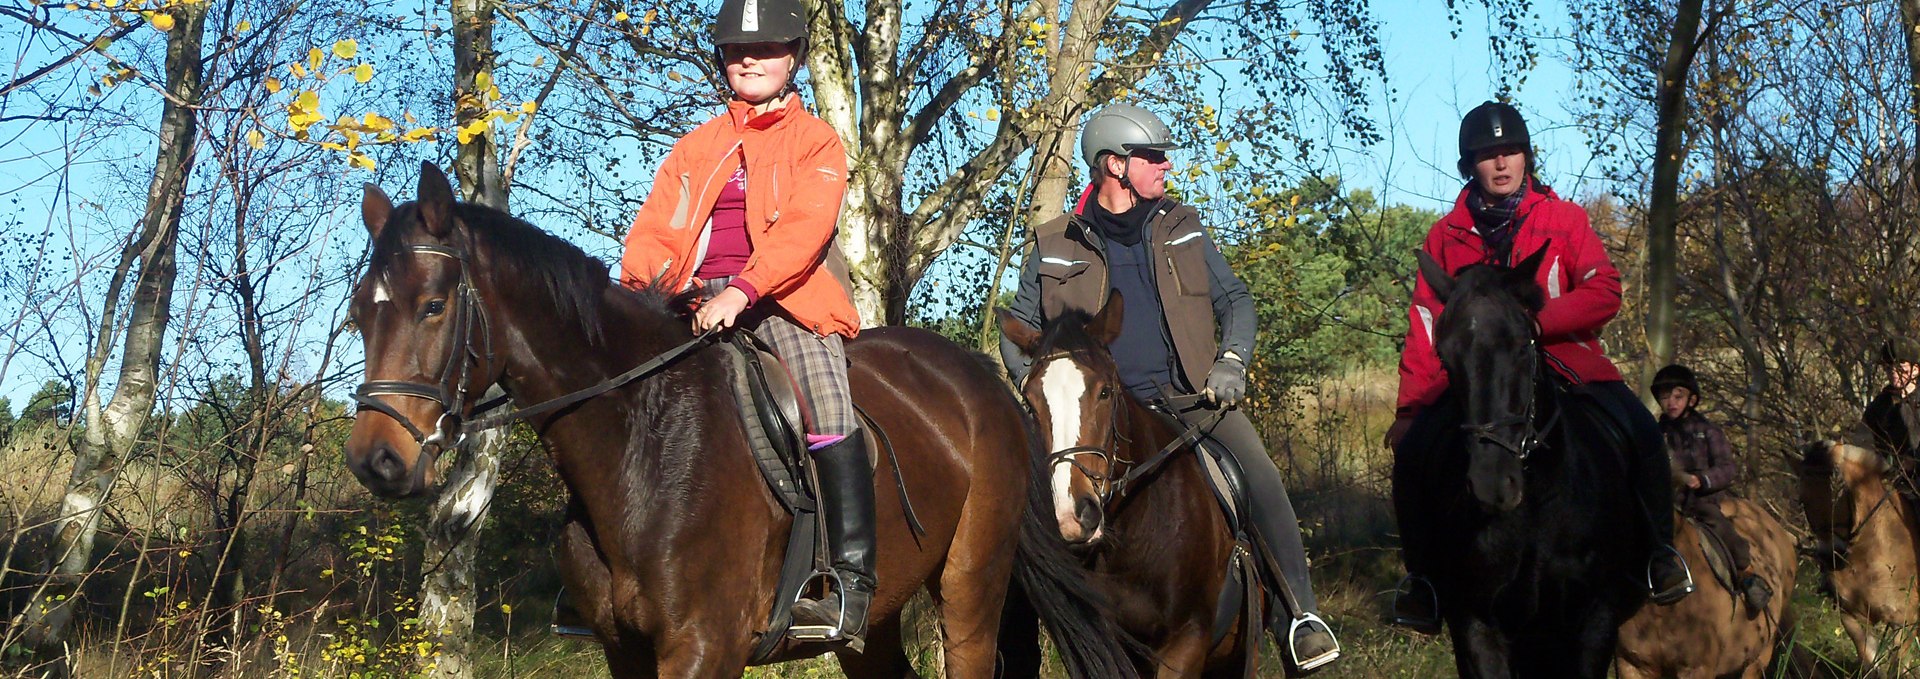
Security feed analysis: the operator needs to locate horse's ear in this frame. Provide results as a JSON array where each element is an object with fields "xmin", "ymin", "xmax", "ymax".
[
  {"xmin": 362, "ymin": 183, "xmax": 393, "ymax": 237},
  {"xmin": 417, "ymin": 161, "xmax": 456, "ymax": 238},
  {"xmin": 1416, "ymin": 251, "xmax": 1455, "ymax": 301},
  {"xmin": 1090, "ymin": 290, "xmax": 1125, "ymax": 345},
  {"xmin": 996, "ymin": 308, "xmax": 1042, "ymax": 355},
  {"xmin": 1513, "ymin": 241, "xmax": 1551, "ymax": 280}
]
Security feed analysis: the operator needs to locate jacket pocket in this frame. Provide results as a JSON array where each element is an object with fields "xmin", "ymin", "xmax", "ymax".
[
  {"xmin": 1037, "ymin": 256, "xmax": 1093, "ymax": 281},
  {"xmin": 1164, "ymin": 233, "xmax": 1211, "ymax": 296}
]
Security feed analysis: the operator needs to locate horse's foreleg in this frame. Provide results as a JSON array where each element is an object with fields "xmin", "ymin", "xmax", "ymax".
[
  {"xmin": 929, "ymin": 483, "xmax": 1022, "ymax": 679},
  {"xmin": 835, "ymin": 614, "xmax": 921, "ymax": 679},
  {"xmin": 1611, "ymin": 658, "xmax": 1654, "ymax": 679},
  {"xmin": 1451, "ymin": 617, "xmax": 1512, "ymax": 679},
  {"xmin": 1840, "ymin": 612, "xmax": 1879, "ymax": 668},
  {"xmin": 653, "ymin": 632, "xmax": 752, "ymax": 679},
  {"xmin": 1147, "ymin": 626, "xmax": 1213, "ymax": 679}
]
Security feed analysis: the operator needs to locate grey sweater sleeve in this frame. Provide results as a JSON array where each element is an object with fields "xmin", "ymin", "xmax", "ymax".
[
  {"xmin": 999, "ymin": 249, "xmax": 1045, "ymax": 385},
  {"xmin": 1202, "ymin": 233, "xmax": 1255, "ymax": 362}
]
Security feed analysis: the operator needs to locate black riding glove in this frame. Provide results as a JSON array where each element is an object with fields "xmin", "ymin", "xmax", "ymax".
[{"xmin": 1205, "ymin": 354, "xmax": 1247, "ymax": 407}]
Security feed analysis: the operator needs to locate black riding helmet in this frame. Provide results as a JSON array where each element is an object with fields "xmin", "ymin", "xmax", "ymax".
[
  {"xmin": 713, "ymin": 0, "xmax": 809, "ymax": 69},
  {"xmin": 1650, "ymin": 364, "xmax": 1700, "ymax": 399},
  {"xmin": 1458, "ymin": 101, "xmax": 1533, "ymax": 179}
]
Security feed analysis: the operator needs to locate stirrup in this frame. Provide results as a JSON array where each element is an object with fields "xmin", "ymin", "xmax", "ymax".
[
  {"xmin": 787, "ymin": 570, "xmax": 864, "ymax": 652},
  {"xmin": 1390, "ymin": 576, "xmax": 1441, "ymax": 633},
  {"xmin": 1287, "ymin": 612, "xmax": 1341, "ymax": 672},
  {"xmin": 549, "ymin": 590, "xmax": 595, "ymax": 639},
  {"xmin": 1646, "ymin": 544, "xmax": 1695, "ymax": 604}
]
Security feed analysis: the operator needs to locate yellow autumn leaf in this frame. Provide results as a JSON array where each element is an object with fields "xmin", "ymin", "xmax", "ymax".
[
  {"xmin": 643, "ymin": 8, "xmax": 655, "ymax": 22},
  {"xmin": 247, "ymin": 129, "xmax": 264, "ymax": 149},
  {"xmin": 295, "ymin": 90, "xmax": 319, "ymax": 112},
  {"xmin": 289, "ymin": 61, "xmax": 308, "ymax": 78},
  {"xmin": 349, "ymin": 154, "xmax": 375, "ymax": 170},
  {"xmin": 264, "ymin": 77, "xmax": 281, "ymax": 93},
  {"xmin": 532, "ymin": 55, "xmax": 545, "ymax": 67},
  {"xmin": 986, "ymin": 107, "xmax": 1000, "ymax": 121},
  {"xmin": 102, "ymin": 0, "xmax": 118, "ymax": 6},
  {"xmin": 332, "ymin": 39, "xmax": 357, "ymax": 59},
  {"xmin": 612, "ymin": 10, "xmax": 628, "ymax": 21},
  {"xmin": 402, "ymin": 127, "xmax": 437, "ymax": 142},
  {"xmin": 353, "ymin": 63, "xmax": 372, "ymax": 83},
  {"xmin": 667, "ymin": 71, "xmax": 682, "ymax": 82},
  {"xmin": 307, "ymin": 48, "xmax": 324, "ymax": 74},
  {"xmin": 473, "ymin": 70, "xmax": 492, "ymax": 93},
  {"xmin": 520, "ymin": 101, "xmax": 537, "ymax": 114},
  {"xmin": 92, "ymin": 36, "xmax": 112, "ymax": 50},
  {"xmin": 236, "ymin": 20, "xmax": 249, "ymax": 31},
  {"xmin": 149, "ymin": 12, "xmax": 174, "ymax": 30},
  {"xmin": 319, "ymin": 142, "xmax": 347, "ymax": 151},
  {"xmin": 1214, "ymin": 141, "xmax": 1230, "ymax": 154},
  {"xmin": 362, "ymin": 112, "xmax": 394, "ymax": 131}
]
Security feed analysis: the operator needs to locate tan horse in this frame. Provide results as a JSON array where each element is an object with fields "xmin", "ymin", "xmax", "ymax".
[
  {"xmin": 1799, "ymin": 440, "xmax": 1920, "ymax": 674},
  {"xmin": 1615, "ymin": 492, "xmax": 1795, "ymax": 678}
]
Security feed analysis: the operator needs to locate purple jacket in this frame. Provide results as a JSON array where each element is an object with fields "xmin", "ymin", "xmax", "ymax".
[{"xmin": 1661, "ymin": 411, "xmax": 1736, "ymax": 495}]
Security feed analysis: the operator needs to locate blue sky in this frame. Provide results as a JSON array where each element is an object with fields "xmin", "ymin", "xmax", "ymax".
[{"xmin": 0, "ymin": 0, "xmax": 1605, "ymax": 411}]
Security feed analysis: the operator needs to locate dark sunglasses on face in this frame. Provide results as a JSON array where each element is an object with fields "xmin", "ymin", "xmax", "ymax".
[
  {"xmin": 1131, "ymin": 149, "xmax": 1170, "ymax": 164},
  {"xmin": 722, "ymin": 42, "xmax": 793, "ymax": 63}
]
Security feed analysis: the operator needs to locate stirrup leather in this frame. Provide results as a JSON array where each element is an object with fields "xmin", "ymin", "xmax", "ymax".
[
  {"xmin": 1288, "ymin": 612, "xmax": 1341, "ymax": 672},
  {"xmin": 1646, "ymin": 544, "xmax": 1695, "ymax": 604}
]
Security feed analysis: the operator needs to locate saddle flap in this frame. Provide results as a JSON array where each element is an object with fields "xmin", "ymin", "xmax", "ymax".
[{"xmin": 1685, "ymin": 514, "xmax": 1738, "ymax": 594}]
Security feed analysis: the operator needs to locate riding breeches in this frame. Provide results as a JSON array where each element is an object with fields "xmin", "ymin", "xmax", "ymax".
[
  {"xmin": 1679, "ymin": 492, "xmax": 1752, "ymax": 572},
  {"xmin": 1584, "ymin": 380, "xmax": 1678, "ymax": 551},
  {"xmin": 698, "ymin": 278, "xmax": 858, "ymax": 437},
  {"xmin": 1173, "ymin": 406, "xmax": 1320, "ymax": 616}
]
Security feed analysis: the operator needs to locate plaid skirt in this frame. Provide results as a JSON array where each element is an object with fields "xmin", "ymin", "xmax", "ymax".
[{"xmin": 698, "ymin": 278, "xmax": 857, "ymax": 436}]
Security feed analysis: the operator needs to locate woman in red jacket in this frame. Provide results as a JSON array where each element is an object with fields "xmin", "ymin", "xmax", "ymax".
[
  {"xmin": 618, "ymin": 0, "xmax": 873, "ymax": 648},
  {"xmin": 1383, "ymin": 101, "xmax": 1692, "ymax": 634}
]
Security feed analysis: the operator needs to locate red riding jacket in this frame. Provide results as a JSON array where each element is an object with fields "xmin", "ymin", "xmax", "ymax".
[{"xmin": 1395, "ymin": 185, "xmax": 1626, "ymax": 414}]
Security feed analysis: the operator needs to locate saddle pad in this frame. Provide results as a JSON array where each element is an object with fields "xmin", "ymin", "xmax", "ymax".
[{"xmin": 1685, "ymin": 514, "xmax": 1737, "ymax": 595}]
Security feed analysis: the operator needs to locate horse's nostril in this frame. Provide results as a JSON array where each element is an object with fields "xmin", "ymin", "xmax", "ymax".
[
  {"xmin": 1075, "ymin": 496, "xmax": 1103, "ymax": 534},
  {"xmin": 370, "ymin": 445, "xmax": 407, "ymax": 483}
]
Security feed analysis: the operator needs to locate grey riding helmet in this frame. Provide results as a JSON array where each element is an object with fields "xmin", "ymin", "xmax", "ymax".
[
  {"xmin": 1080, "ymin": 103, "xmax": 1179, "ymax": 174},
  {"xmin": 713, "ymin": 0, "xmax": 809, "ymax": 67}
]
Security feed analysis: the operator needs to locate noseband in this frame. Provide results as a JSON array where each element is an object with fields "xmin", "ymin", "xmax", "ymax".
[{"xmin": 352, "ymin": 244, "xmax": 494, "ymax": 462}]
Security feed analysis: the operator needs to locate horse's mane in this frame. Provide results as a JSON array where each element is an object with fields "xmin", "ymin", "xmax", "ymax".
[
  {"xmin": 1447, "ymin": 262, "xmax": 1547, "ymax": 316},
  {"xmin": 1033, "ymin": 309, "xmax": 1109, "ymax": 365},
  {"xmin": 370, "ymin": 201, "xmax": 685, "ymax": 347}
]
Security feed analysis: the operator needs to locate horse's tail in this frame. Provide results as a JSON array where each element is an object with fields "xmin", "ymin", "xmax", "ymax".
[{"xmin": 1006, "ymin": 426, "xmax": 1144, "ymax": 679}]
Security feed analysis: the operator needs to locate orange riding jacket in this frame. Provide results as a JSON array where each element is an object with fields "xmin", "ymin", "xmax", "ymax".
[{"xmin": 619, "ymin": 95, "xmax": 860, "ymax": 337}]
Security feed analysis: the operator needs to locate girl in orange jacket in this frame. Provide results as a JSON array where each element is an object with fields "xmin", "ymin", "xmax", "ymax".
[{"xmin": 617, "ymin": 0, "xmax": 874, "ymax": 649}]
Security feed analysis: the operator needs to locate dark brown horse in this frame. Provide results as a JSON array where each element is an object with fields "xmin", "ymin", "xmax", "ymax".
[
  {"xmin": 995, "ymin": 294, "xmax": 1259, "ymax": 678},
  {"xmin": 341, "ymin": 164, "xmax": 1136, "ymax": 678}
]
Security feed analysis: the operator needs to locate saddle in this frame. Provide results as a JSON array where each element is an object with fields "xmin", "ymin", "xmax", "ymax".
[
  {"xmin": 1682, "ymin": 512, "xmax": 1738, "ymax": 596},
  {"xmin": 1557, "ymin": 384, "xmax": 1634, "ymax": 459},
  {"xmin": 721, "ymin": 332, "xmax": 920, "ymax": 660}
]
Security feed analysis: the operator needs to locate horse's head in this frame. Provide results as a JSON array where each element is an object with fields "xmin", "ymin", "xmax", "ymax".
[
  {"xmin": 343, "ymin": 163, "xmax": 509, "ymax": 498},
  {"xmin": 998, "ymin": 290, "xmax": 1128, "ymax": 545},
  {"xmin": 1420, "ymin": 245, "xmax": 1549, "ymax": 513}
]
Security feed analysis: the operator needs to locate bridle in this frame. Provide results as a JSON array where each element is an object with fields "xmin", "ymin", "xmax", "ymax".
[
  {"xmin": 1457, "ymin": 344, "xmax": 1561, "ymax": 461},
  {"xmin": 351, "ymin": 242, "xmax": 714, "ymax": 476},
  {"xmin": 352, "ymin": 244, "xmax": 493, "ymax": 459},
  {"xmin": 1027, "ymin": 353, "xmax": 1227, "ymax": 507},
  {"xmin": 1028, "ymin": 352, "xmax": 1131, "ymax": 506}
]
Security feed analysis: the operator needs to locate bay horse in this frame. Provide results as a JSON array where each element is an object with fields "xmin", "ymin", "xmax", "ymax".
[
  {"xmin": 1800, "ymin": 440, "xmax": 1920, "ymax": 674},
  {"xmin": 1397, "ymin": 249, "xmax": 1649, "ymax": 678},
  {"xmin": 1614, "ymin": 485, "xmax": 1795, "ymax": 678},
  {"xmin": 993, "ymin": 292, "xmax": 1264, "ymax": 678},
  {"xmin": 341, "ymin": 163, "xmax": 1137, "ymax": 678}
]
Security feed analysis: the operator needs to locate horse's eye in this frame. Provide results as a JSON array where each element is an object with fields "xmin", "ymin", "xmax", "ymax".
[
  {"xmin": 423, "ymin": 299, "xmax": 446, "ymax": 317},
  {"xmin": 1098, "ymin": 386, "xmax": 1112, "ymax": 400}
]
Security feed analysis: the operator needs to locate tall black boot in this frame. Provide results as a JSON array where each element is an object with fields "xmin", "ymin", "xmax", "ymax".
[
  {"xmin": 1620, "ymin": 392, "xmax": 1693, "ymax": 604},
  {"xmin": 790, "ymin": 434, "xmax": 877, "ymax": 651}
]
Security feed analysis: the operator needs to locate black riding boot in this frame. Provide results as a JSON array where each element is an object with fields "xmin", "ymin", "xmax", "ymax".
[
  {"xmin": 1601, "ymin": 382, "xmax": 1695, "ymax": 604},
  {"xmin": 1195, "ymin": 410, "xmax": 1339, "ymax": 674},
  {"xmin": 790, "ymin": 435, "xmax": 877, "ymax": 652},
  {"xmin": 1389, "ymin": 401, "xmax": 1453, "ymax": 635}
]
